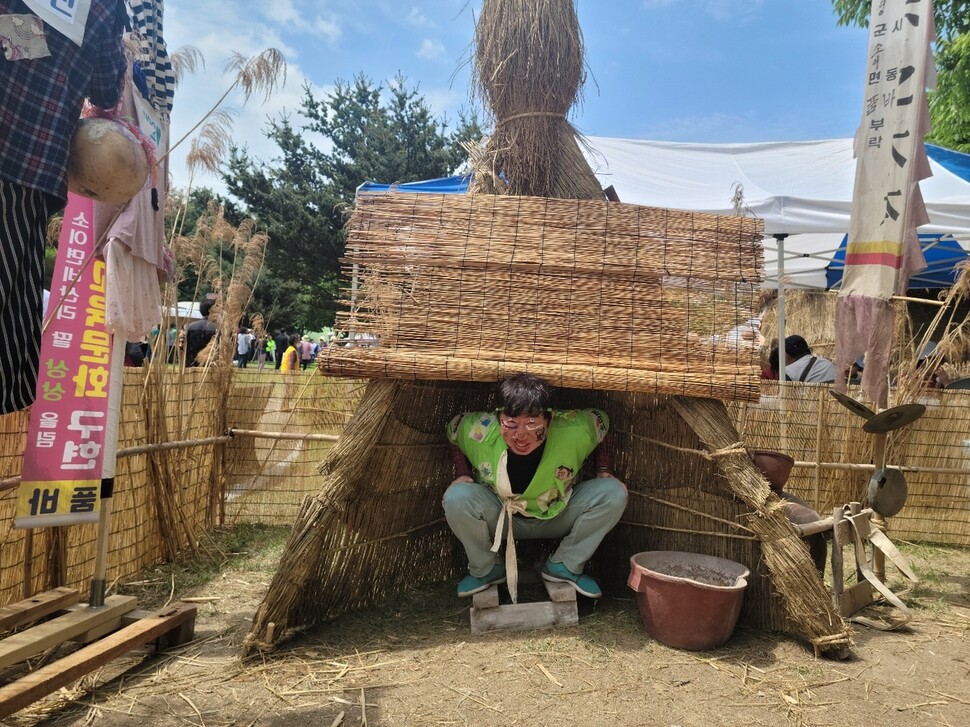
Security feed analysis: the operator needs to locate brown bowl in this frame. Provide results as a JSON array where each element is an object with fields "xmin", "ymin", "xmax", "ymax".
[{"xmin": 749, "ymin": 449, "xmax": 795, "ymax": 489}]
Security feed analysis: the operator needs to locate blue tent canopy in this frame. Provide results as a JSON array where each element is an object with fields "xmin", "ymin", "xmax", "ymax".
[
  {"xmin": 357, "ymin": 174, "xmax": 471, "ymax": 195},
  {"xmin": 826, "ymin": 233, "xmax": 969, "ymax": 289}
]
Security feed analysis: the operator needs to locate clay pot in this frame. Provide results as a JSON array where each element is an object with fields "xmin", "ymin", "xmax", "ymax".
[
  {"xmin": 628, "ymin": 551, "xmax": 749, "ymax": 651},
  {"xmin": 749, "ymin": 449, "xmax": 795, "ymax": 489}
]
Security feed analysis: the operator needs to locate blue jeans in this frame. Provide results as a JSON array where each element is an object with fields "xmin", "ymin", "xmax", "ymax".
[{"xmin": 442, "ymin": 477, "xmax": 627, "ymax": 577}]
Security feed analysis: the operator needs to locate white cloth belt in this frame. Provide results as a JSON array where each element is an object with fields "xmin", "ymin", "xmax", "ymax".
[{"xmin": 491, "ymin": 451, "xmax": 531, "ymax": 603}]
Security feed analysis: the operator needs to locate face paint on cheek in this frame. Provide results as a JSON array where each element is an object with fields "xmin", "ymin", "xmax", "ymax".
[{"xmin": 535, "ymin": 427, "xmax": 547, "ymax": 442}]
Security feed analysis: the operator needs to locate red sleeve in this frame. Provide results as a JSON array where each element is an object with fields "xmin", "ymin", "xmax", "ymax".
[{"xmin": 451, "ymin": 443, "xmax": 472, "ymax": 479}]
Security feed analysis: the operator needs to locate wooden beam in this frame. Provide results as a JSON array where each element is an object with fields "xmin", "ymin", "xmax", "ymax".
[
  {"xmin": 0, "ymin": 588, "xmax": 79, "ymax": 634},
  {"xmin": 470, "ymin": 600, "xmax": 578, "ymax": 634},
  {"xmin": 0, "ymin": 603, "xmax": 196, "ymax": 719},
  {"xmin": 0, "ymin": 596, "xmax": 137, "ymax": 669}
]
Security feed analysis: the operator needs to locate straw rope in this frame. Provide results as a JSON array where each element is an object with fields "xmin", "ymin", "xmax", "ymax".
[{"xmin": 495, "ymin": 111, "xmax": 567, "ymax": 126}]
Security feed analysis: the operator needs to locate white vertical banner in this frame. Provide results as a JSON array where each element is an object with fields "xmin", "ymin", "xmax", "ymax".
[{"xmin": 835, "ymin": 0, "xmax": 936, "ymax": 405}]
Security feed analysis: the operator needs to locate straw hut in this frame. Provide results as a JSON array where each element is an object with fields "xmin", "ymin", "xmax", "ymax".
[{"xmin": 244, "ymin": 0, "xmax": 850, "ymax": 657}]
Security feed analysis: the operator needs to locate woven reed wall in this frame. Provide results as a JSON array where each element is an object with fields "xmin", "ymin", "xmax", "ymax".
[
  {"xmin": 222, "ymin": 373, "xmax": 364, "ymax": 526},
  {"xmin": 0, "ymin": 368, "xmax": 221, "ymax": 605},
  {"xmin": 733, "ymin": 383, "xmax": 970, "ymax": 545},
  {"xmin": 4, "ymin": 372, "xmax": 968, "ymax": 609},
  {"xmin": 320, "ymin": 193, "xmax": 765, "ymax": 402}
]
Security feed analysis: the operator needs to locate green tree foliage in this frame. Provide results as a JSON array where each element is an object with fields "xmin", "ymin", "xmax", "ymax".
[
  {"xmin": 221, "ymin": 74, "xmax": 483, "ymax": 331},
  {"xmin": 833, "ymin": 0, "xmax": 970, "ymax": 151}
]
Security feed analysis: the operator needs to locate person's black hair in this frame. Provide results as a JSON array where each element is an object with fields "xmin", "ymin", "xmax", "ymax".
[
  {"xmin": 784, "ymin": 335, "xmax": 811, "ymax": 359},
  {"xmin": 768, "ymin": 345, "xmax": 780, "ymax": 374},
  {"xmin": 289, "ymin": 334, "xmax": 300, "ymax": 346},
  {"xmin": 199, "ymin": 299, "xmax": 214, "ymax": 318},
  {"xmin": 498, "ymin": 373, "xmax": 553, "ymax": 417}
]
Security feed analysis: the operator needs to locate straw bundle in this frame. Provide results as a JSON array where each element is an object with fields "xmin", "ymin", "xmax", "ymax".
[
  {"xmin": 669, "ymin": 397, "xmax": 852, "ymax": 653},
  {"xmin": 470, "ymin": 0, "xmax": 602, "ymax": 199},
  {"xmin": 246, "ymin": 0, "xmax": 849, "ymax": 657},
  {"xmin": 322, "ymin": 193, "xmax": 764, "ymax": 401}
]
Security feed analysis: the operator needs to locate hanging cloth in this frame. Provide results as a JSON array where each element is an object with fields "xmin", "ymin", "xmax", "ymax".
[{"xmin": 127, "ymin": 0, "xmax": 175, "ymax": 114}]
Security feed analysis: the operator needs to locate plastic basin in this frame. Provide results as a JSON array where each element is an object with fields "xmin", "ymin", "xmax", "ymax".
[{"xmin": 628, "ymin": 551, "xmax": 750, "ymax": 650}]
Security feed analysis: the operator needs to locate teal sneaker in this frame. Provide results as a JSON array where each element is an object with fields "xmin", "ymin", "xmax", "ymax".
[
  {"xmin": 457, "ymin": 564, "xmax": 506, "ymax": 597},
  {"xmin": 541, "ymin": 559, "xmax": 602, "ymax": 598}
]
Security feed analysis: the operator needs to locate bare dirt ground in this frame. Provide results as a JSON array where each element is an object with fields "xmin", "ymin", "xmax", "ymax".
[{"xmin": 5, "ymin": 533, "xmax": 969, "ymax": 727}]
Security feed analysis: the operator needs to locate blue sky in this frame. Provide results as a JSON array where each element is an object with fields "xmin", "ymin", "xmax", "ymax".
[{"xmin": 164, "ymin": 0, "xmax": 870, "ymax": 192}]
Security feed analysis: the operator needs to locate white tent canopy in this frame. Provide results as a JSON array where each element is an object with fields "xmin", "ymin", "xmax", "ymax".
[{"xmin": 584, "ymin": 137, "xmax": 970, "ymax": 238}]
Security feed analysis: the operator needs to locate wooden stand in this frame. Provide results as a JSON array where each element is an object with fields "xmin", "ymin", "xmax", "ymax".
[
  {"xmin": 831, "ymin": 503, "xmax": 875, "ymax": 617},
  {"xmin": 0, "ymin": 589, "xmax": 197, "ymax": 719},
  {"xmin": 470, "ymin": 572, "xmax": 579, "ymax": 634}
]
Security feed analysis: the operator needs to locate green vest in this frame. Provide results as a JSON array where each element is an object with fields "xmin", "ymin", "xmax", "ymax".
[{"xmin": 446, "ymin": 408, "xmax": 609, "ymax": 519}]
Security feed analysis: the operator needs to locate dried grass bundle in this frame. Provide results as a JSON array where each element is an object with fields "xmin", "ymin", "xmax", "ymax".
[
  {"xmin": 470, "ymin": 0, "xmax": 601, "ymax": 199},
  {"xmin": 670, "ymin": 397, "xmax": 852, "ymax": 654}
]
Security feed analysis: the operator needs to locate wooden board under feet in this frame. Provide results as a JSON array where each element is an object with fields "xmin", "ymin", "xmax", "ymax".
[{"xmin": 470, "ymin": 577, "xmax": 579, "ymax": 634}]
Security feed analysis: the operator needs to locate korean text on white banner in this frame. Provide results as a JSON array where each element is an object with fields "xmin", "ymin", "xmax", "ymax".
[
  {"xmin": 834, "ymin": 0, "xmax": 936, "ymax": 406},
  {"xmin": 15, "ymin": 194, "xmax": 117, "ymax": 528}
]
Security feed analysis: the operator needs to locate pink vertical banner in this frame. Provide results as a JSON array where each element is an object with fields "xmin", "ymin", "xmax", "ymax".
[{"xmin": 15, "ymin": 193, "xmax": 115, "ymax": 528}]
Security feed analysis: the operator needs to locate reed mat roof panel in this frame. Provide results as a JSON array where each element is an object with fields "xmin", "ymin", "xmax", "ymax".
[{"xmin": 323, "ymin": 193, "xmax": 764, "ymax": 401}]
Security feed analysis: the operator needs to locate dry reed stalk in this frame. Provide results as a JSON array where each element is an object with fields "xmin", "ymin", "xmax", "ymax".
[{"xmin": 669, "ymin": 397, "xmax": 852, "ymax": 654}]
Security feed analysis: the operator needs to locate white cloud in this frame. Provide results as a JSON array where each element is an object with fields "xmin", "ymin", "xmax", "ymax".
[
  {"xmin": 314, "ymin": 16, "xmax": 342, "ymax": 42},
  {"xmin": 417, "ymin": 38, "xmax": 446, "ymax": 60},
  {"xmin": 265, "ymin": 0, "xmax": 301, "ymax": 27},
  {"xmin": 406, "ymin": 7, "xmax": 434, "ymax": 27}
]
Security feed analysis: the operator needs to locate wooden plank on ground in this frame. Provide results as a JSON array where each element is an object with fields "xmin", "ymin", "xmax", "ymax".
[
  {"xmin": 0, "ymin": 589, "xmax": 80, "ymax": 634},
  {"xmin": 0, "ymin": 602, "xmax": 197, "ymax": 720},
  {"xmin": 0, "ymin": 596, "xmax": 137, "ymax": 669},
  {"xmin": 470, "ymin": 599, "xmax": 578, "ymax": 634}
]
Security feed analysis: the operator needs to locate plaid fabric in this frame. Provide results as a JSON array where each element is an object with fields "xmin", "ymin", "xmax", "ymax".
[{"xmin": 0, "ymin": 0, "xmax": 126, "ymax": 201}]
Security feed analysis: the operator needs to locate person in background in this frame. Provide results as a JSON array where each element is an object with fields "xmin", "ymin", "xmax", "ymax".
[
  {"xmin": 299, "ymin": 335, "xmax": 314, "ymax": 370},
  {"xmin": 266, "ymin": 335, "xmax": 277, "ymax": 366},
  {"xmin": 916, "ymin": 341, "xmax": 949, "ymax": 389},
  {"xmin": 0, "ymin": 0, "xmax": 127, "ymax": 413},
  {"xmin": 783, "ymin": 335, "xmax": 836, "ymax": 383},
  {"xmin": 167, "ymin": 324, "xmax": 178, "ymax": 363},
  {"xmin": 760, "ymin": 345, "xmax": 780, "ymax": 381},
  {"xmin": 256, "ymin": 334, "xmax": 268, "ymax": 370},
  {"xmin": 183, "ymin": 300, "xmax": 217, "ymax": 368},
  {"xmin": 443, "ymin": 373, "xmax": 626, "ymax": 599},
  {"xmin": 235, "ymin": 327, "xmax": 251, "ymax": 368},
  {"xmin": 273, "ymin": 330, "xmax": 288, "ymax": 370},
  {"xmin": 279, "ymin": 334, "xmax": 300, "ymax": 375}
]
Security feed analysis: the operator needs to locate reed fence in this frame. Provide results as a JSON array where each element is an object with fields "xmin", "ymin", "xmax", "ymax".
[{"xmin": 1, "ymin": 371, "xmax": 967, "ymax": 609}]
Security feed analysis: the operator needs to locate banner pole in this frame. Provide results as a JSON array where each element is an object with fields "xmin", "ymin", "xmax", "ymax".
[{"xmin": 89, "ymin": 332, "xmax": 125, "ymax": 607}]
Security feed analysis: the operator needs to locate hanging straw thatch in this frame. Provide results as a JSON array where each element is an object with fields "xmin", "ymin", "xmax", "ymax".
[
  {"xmin": 246, "ymin": 0, "xmax": 850, "ymax": 657},
  {"xmin": 321, "ymin": 192, "xmax": 764, "ymax": 401}
]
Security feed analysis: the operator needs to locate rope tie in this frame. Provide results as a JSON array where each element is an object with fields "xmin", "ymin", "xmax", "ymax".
[
  {"xmin": 627, "ymin": 433, "xmax": 748, "ymax": 462},
  {"xmin": 495, "ymin": 111, "xmax": 567, "ymax": 127}
]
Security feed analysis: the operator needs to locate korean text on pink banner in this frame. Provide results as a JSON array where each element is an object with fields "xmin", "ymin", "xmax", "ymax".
[{"xmin": 15, "ymin": 194, "xmax": 113, "ymax": 528}]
